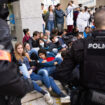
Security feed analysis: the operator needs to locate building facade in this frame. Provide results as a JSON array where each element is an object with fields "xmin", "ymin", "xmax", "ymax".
[
  {"xmin": 78, "ymin": 0, "xmax": 96, "ymax": 7},
  {"xmin": 96, "ymin": 0, "xmax": 105, "ymax": 7}
]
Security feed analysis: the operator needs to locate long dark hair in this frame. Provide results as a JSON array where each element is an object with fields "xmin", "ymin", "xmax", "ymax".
[
  {"xmin": 48, "ymin": 5, "xmax": 53, "ymax": 12},
  {"xmin": 23, "ymin": 29, "xmax": 29, "ymax": 35}
]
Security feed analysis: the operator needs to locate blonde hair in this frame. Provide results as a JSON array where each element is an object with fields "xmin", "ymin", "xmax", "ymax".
[{"xmin": 14, "ymin": 42, "xmax": 31, "ymax": 62}]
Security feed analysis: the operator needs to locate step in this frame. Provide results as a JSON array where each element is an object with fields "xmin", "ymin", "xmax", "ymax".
[{"xmin": 21, "ymin": 80, "xmax": 69, "ymax": 105}]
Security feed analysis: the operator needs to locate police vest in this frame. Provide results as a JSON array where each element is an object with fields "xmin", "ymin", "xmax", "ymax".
[{"xmin": 82, "ymin": 34, "xmax": 105, "ymax": 91}]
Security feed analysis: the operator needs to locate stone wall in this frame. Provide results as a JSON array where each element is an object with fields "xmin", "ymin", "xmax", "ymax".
[{"xmin": 13, "ymin": 0, "xmax": 43, "ymax": 42}]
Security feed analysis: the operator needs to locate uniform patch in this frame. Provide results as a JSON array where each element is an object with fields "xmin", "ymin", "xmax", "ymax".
[
  {"xmin": 88, "ymin": 43, "xmax": 105, "ymax": 49},
  {"xmin": 0, "ymin": 50, "xmax": 11, "ymax": 62}
]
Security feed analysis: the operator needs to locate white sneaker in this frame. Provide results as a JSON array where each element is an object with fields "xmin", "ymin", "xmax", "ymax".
[
  {"xmin": 60, "ymin": 95, "xmax": 71, "ymax": 103},
  {"xmin": 44, "ymin": 92, "xmax": 54, "ymax": 105}
]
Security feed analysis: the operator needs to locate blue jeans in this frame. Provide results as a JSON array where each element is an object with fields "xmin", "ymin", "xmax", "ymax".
[
  {"xmin": 47, "ymin": 20, "xmax": 54, "ymax": 33},
  {"xmin": 31, "ymin": 72, "xmax": 62, "ymax": 95},
  {"xmin": 20, "ymin": 64, "xmax": 62, "ymax": 95},
  {"xmin": 28, "ymin": 48, "xmax": 39, "ymax": 57},
  {"xmin": 19, "ymin": 64, "xmax": 43, "ymax": 93},
  {"xmin": 38, "ymin": 66, "xmax": 56, "ymax": 76}
]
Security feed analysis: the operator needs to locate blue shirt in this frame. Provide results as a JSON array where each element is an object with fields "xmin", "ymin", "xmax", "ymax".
[{"xmin": 83, "ymin": 32, "xmax": 88, "ymax": 38}]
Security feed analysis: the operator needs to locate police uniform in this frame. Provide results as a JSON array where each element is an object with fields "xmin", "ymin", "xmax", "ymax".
[
  {"xmin": 55, "ymin": 30, "xmax": 105, "ymax": 105},
  {"xmin": 0, "ymin": 2, "xmax": 33, "ymax": 105}
]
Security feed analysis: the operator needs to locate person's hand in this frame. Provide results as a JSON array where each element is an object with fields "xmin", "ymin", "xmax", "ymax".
[
  {"xmin": 42, "ymin": 60, "xmax": 47, "ymax": 63},
  {"xmin": 61, "ymin": 48, "xmax": 67, "ymax": 52},
  {"xmin": 54, "ymin": 62, "xmax": 58, "ymax": 65},
  {"xmin": 28, "ymin": 69, "xmax": 33, "ymax": 75}
]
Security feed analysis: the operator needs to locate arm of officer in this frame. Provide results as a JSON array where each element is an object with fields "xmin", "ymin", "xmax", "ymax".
[
  {"xmin": 54, "ymin": 39, "xmax": 84, "ymax": 84},
  {"xmin": 0, "ymin": 60, "xmax": 33, "ymax": 97},
  {"xmin": 54, "ymin": 47, "xmax": 76, "ymax": 83}
]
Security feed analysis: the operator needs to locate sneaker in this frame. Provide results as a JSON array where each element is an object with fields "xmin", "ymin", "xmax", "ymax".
[
  {"xmin": 44, "ymin": 92, "xmax": 54, "ymax": 105},
  {"xmin": 60, "ymin": 95, "xmax": 71, "ymax": 103}
]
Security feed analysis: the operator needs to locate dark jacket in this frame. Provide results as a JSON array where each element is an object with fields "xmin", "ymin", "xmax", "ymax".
[
  {"xmin": 55, "ymin": 30, "xmax": 105, "ymax": 91},
  {"xmin": 44, "ymin": 11, "xmax": 55, "ymax": 23},
  {"xmin": 55, "ymin": 9, "xmax": 65, "ymax": 24},
  {"xmin": 28, "ymin": 37, "xmax": 39, "ymax": 48},
  {"xmin": 0, "ymin": 19, "xmax": 33, "ymax": 97}
]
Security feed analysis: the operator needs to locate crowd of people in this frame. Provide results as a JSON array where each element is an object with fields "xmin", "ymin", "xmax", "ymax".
[
  {"xmin": 13, "ymin": 1, "xmax": 105, "ymax": 105},
  {"xmin": 1, "ymin": 0, "xmax": 105, "ymax": 105},
  {"xmin": 41, "ymin": 1, "xmax": 96, "ymax": 34}
]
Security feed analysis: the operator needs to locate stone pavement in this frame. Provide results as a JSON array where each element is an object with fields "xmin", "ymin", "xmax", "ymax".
[{"xmin": 21, "ymin": 80, "xmax": 70, "ymax": 105}]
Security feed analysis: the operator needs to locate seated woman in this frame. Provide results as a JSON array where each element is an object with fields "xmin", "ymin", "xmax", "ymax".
[
  {"xmin": 24, "ymin": 39, "xmax": 50, "ymax": 58},
  {"xmin": 14, "ymin": 42, "xmax": 53, "ymax": 105},
  {"xmin": 24, "ymin": 42, "xmax": 39, "ymax": 60},
  {"xmin": 38, "ymin": 49, "xmax": 62, "ymax": 76},
  {"xmin": 15, "ymin": 42, "xmax": 70, "ymax": 104}
]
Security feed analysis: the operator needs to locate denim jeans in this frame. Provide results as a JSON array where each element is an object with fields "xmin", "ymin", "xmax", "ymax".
[
  {"xmin": 38, "ymin": 66, "xmax": 56, "ymax": 76},
  {"xmin": 31, "ymin": 72, "xmax": 62, "ymax": 95},
  {"xmin": 28, "ymin": 48, "xmax": 39, "ymax": 57},
  {"xmin": 47, "ymin": 20, "xmax": 54, "ymax": 33},
  {"xmin": 20, "ymin": 64, "xmax": 62, "ymax": 95},
  {"xmin": 19, "ymin": 64, "xmax": 43, "ymax": 93}
]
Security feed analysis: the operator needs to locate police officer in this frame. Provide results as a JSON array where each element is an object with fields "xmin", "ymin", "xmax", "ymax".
[
  {"xmin": 0, "ymin": 1, "xmax": 33, "ymax": 105},
  {"xmin": 55, "ymin": 8, "xmax": 105, "ymax": 105}
]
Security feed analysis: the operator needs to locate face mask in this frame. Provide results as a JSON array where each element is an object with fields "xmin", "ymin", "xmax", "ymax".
[
  {"xmin": 55, "ymin": 38, "xmax": 59, "ymax": 43},
  {"xmin": 43, "ymin": 39, "xmax": 47, "ymax": 42},
  {"xmin": 40, "ymin": 43, "xmax": 44, "ymax": 47}
]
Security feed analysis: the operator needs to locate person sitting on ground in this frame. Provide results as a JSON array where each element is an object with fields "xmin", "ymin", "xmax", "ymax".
[
  {"xmin": 58, "ymin": 31, "xmax": 67, "ymax": 50},
  {"xmin": 15, "ymin": 42, "xmax": 70, "ymax": 104},
  {"xmin": 14, "ymin": 42, "xmax": 54, "ymax": 105},
  {"xmin": 77, "ymin": 32, "xmax": 84, "ymax": 39},
  {"xmin": 23, "ymin": 28, "xmax": 31, "ymax": 44},
  {"xmin": 45, "ymin": 30, "xmax": 51, "ymax": 39},
  {"xmin": 83, "ymin": 26, "xmax": 91, "ymax": 38},
  {"xmin": 50, "ymin": 35, "xmax": 67, "ymax": 53},
  {"xmin": 38, "ymin": 49, "xmax": 62, "ymax": 76},
  {"xmin": 43, "ymin": 35, "xmax": 51, "ymax": 44},
  {"xmin": 28, "ymin": 31, "xmax": 40, "ymax": 48},
  {"xmin": 24, "ymin": 42, "xmax": 38, "ymax": 60},
  {"xmin": 51, "ymin": 29, "xmax": 59, "ymax": 36},
  {"xmin": 40, "ymin": 32, "xmax": 44, "ymax": 39},
  {"xmin": 38, "ymin": 39, "xmax": 49, "ymax": 50}
]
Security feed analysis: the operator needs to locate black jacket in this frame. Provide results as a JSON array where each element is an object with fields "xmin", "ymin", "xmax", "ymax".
[
  {"xmin": 55, "ymin": 30, "xmax": 105, "ymax": 91},
  {"xmin": 0, "ymin": 18, "xmax": 33, "ymax": 97}
]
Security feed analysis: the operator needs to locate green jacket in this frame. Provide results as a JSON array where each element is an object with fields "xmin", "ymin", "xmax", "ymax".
[{"xmin": 44, "ymin": 11, "xmax": 56, "ymax": 28}]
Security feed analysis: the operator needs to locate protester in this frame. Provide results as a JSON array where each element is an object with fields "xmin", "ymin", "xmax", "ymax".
[
  {"xmin": 77, "ymin": 7, "xmax": 90, "ymax": 32},
  {"xmin": 23, "ymin": 29, "xmax": 31, "ymax": 44},
  {"xmin": 28, "ymin": 31, "xmax": 40, "ymax": 48},
  {"xmin": 44, "ymin": 5, "xmax": 55, "ymax": 33},
  {"xmin": 66, "ymin": 1, "xmax": 75, "ymax": 32},
  {"xmin": 83, "ymin": 26, "xmax": 91, "ymax": 38},
  {"xmin": 14, "ymin": 42, "xmax": 54, "ymax": 105},
  {"xmin": 55, "ymin": 3, "xmax": 65, "ymax": 32}
]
